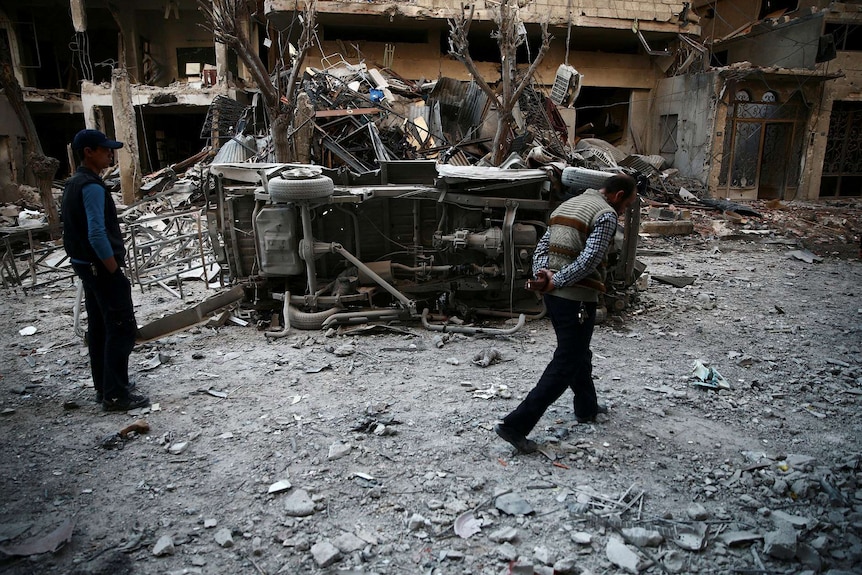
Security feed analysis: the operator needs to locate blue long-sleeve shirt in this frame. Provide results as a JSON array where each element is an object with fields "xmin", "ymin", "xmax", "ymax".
[
  {"xmin": 81, "ymin": 182, "xmax": 114, "ymax": 261},
  {"xmin": 532, "ymin": 211, "xmax": 618, "ymax": 287}
]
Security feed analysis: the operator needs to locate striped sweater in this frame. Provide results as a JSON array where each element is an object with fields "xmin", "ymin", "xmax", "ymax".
[{"xmin": 547, "ymin": 189, "xmax": 615, "ymax": 302}]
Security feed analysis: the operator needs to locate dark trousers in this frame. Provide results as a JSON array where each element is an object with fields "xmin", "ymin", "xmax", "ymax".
[
  {"xmin": 503, "ymin": 294, "xmax": 599, "ymax": 435},
  {"xmin": 72, "ymin": 263, "xmax": 137, "ymax": 401}
]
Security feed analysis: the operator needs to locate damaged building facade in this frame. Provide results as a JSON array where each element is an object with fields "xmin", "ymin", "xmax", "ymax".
[
  {"xmin": 655, "ymin": 0, "xmax": 862, "ymax": 199},
  {"xmin": 0, "ymin": 0, "xmax": 859, "ymax": 202}
]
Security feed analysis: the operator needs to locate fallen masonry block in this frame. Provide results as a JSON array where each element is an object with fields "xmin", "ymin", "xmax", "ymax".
[{"xmin": 640, "ymin": 220, "xmax": 694, "ymax": 235}]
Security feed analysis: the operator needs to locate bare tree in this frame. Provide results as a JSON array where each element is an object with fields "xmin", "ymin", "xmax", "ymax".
[
  {"xmin": 449, "ymin": 1, "xmax": 551, "ymax": 166},
  {"xmin": 197, "ymin": 0, "xmax": 317, "ymax": 162}
]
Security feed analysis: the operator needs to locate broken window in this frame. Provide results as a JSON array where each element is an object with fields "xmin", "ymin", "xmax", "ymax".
[
  {"xmin": 759, "ymin": 0, "xmax": 798, "ymax": 19},
  {"xmin": 659, "ymin": 114, "xmax": 678, "ymax": 156},
  {"xmin": 822, "ymin": 101, "xmax": 862, "ymax": 197},
  {"xmin": 825, "ymin": 24, "xmax": 862, "ymax": 51}
]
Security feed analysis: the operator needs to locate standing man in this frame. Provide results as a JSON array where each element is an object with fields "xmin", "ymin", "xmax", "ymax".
[
  {"xmin": 495, "ymin": 174, "xmax": 637, "ymax": 453},
  {"xmin": 62, "ymin": 129, "xmax": 150, "ymax": 412}
]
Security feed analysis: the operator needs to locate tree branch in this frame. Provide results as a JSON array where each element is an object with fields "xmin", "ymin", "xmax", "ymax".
[{"xmin": 448, "ymin": 4, "xmax": 498, "ymax": 104}]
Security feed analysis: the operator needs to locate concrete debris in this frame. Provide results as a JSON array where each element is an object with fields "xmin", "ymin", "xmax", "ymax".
[
  {"xmin": 763, "ymin": 521, "xmax": 797, "ymax": 560},
  {"xmin": 213, "ymin": 528, "xmax": 233, "ymax": 548},
  {"xmin": 327, "ymin": 441, "xmax": 352, "ymax": 461},
  {"xmin": 152, "ymin": 534, "xmax": 175, "ymax": 556},
  {"xmin": 310, "ymin": 540, "xmax": 341, "ymax": 567},
  {"xmin": 495, "ymin": 493, "xmax": 533, "ymax": 516},
  {"xmin": 332, "ymin": 532, "xmax": 366, "ymax": 553},
  {"xmin": 489, "ymin": 526, "xmax": 518, "ymax": 543},
  {"xmin": 283, "ymin": 489, "xmax": 316, "ymax": 517},
  {"xmin": 606, "ymin": 537, "xmax": 643, "ymax": 573},
  {"xmin": 686, "ymin": 503, "xmax": 709, "ymax": 520},
  {"xmin": 621, "ymin": 527, "xmax": 663, "ymax": 547}
]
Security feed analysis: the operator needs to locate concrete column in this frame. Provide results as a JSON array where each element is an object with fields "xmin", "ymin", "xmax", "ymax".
[
  {"xmin": 236, "ymin": 11, "xmax": 251, "ymax": 81},
  {"xmin": 213, "ymin": 2, "xmax": 229, "ymax": 84},
  {"xmin": 111, "ymin": 68, "xmax": 141, "ymax": 205}
]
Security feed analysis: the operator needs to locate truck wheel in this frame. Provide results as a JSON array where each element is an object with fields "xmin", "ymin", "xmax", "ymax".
[{"xmin": 268, "ymin": 175, "xmax": 334, "ymax": 202}]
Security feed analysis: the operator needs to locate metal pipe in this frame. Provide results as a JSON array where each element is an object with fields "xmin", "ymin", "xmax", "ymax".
[
  {"xmin": 264, "ymin": 291, "xmax": 292, "ymax": 338},
  {"xmin": 328, "ymin": 243, "xmax": 416, "ymax": 314},
  {"xmin": 421, "ymin": 308, "xmax": 525, "ymax": 335},
  {"xmin": 300, "ymin": 203, "xmax": 318, "ymax": 294},
  {"xmin": 321, "ymin": 309, "xmax": 404, "ymax": 328},
  {"xmin": 472, "ymin": 303, "xmax": 547, "ymax": 321}
]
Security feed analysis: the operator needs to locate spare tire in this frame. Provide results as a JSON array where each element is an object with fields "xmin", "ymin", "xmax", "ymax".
[{"xmin": 268, "ymin": 174, "xmax": 334, "ymax": 202}]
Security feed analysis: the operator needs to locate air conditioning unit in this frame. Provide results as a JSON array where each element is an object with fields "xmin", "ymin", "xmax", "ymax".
[{"xmin": 549, "ymin": 64, "xmax": 583, "ymax": 107}]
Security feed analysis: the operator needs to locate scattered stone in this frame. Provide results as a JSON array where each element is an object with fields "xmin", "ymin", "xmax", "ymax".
[
  {"xmin": 190, "ymin": 556, "xmax": 206, "ymax": 567},
  {"xmin": 284, "ymin": 489, "xmax": 315, "ymax": 517},
  {"xmin": 719, "ymin": 530, "xmax": 762, "ymax": 547},
  {"xmin": 497, "ymin": 542, "xmax": 518, "ymax": 561},
  {"xmin": 508, "ymin": 560, "xmax": 535, "ymax": 574},
  {"xmin": 168, "ymin": 441, "xmax": 188, "ymax": 455},
  {"xmin": 552, "ymin": 557, "xmax": 579, "ymax": 574},
  {"xmin": 533, "ymin": 545, "xmax": 554, "ymax": 565},
  {"xmin": 686, "ymin": 503, "xmax": 708, "ymax": 520},
  {"xmin": 771, "ymin": 509, "xmax": 812, "ymax": 528},
  {"xmin": 203, "ymin": 518, "xmax": 217, "ymax": 528},
  {"xmin": 606, "ymin": 537, "xmax": 641, "ymax": 573},
  {"xmin": 311, "ymin": 540, "xmax": 342, "ymax": 567},
  {"xmin": 662, "ymin": 550, "xmax": 686, "ymax": 573},
  {"xmin": 439, "ymin": 549, "xmax": 464, "ymax": 560},
  {"xmin": 489, "ymin": 526, "xmax": 518, "ymax": 543},
  {"xmin": 495, "ymin": 493, "xmax": 533, "ymax": 516},
  {"xmin": 763, "ymin": 522, "xmax": 797, "ymax": 560},
  {"xmin": 571, "ymin": 531, "xmax": 593, "ymax": 545},
  {"xmin": 327, "ymin": 441, "xmax": 351, "ymax": 461},
  {"xmin": 622, "ymin": 527, "xmax": 663, "ymax": 547},
  {"xmin": 252, "ymin": 536, "xmax": 263, "ymax": 556},
  {"xmin": 796, "ymin": 542, "xmax": 822, "ymax": 571},
  {"xmin": 268, "ymin": 480, "xmax": 292, "ymax": 494},
  {"xmin": 152, "ymin": 534, "xmax": 175, "ymax": 556},
  {"xmin": 407, "ymin": 513, "xmax": 427, "ymax": 531},
  {"xmin": 214, "ymin": 528, "xmax": 234, "ymax": 548},
  {"xmin": 333, "ymin": 532, "xmax": 366, "ymax": 553}
]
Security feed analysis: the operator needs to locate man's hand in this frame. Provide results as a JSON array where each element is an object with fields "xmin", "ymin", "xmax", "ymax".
[
  {"xmin": 537, "ymin": 269, "xmax": 555, "ymax": 293},
  {"xmin": 101, "ymin": 256, "xmax": 119, "ymax": 274},
  {"xmin": 526, "ymin": 269, "xmax": 555, "ymax": 293}
]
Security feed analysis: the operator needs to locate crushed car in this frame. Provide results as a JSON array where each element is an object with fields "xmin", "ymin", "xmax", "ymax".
[{"xmin": 205, "ymin": 160, "xmax": 644, "ymax": 335}]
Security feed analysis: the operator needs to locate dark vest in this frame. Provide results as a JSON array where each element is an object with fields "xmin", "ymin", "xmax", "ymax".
[{"xmin": 61, "ymin": 167, "xmax": 125, "ymax": 263}]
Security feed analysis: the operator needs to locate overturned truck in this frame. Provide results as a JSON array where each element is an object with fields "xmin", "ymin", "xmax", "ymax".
[{"xmin": 207, "ymin": 162, "xmax": 641, "ymax": 334}]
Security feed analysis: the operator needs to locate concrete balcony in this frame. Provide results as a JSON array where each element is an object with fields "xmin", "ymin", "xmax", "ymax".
[{"xmin": 265, "ymin": 0, "xmax": 700, "ymax": 35}]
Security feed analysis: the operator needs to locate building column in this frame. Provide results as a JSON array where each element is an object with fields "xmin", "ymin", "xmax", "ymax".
[{"xmin": 111, "ymin": 68, "xmax": 141, "ymax": 205}]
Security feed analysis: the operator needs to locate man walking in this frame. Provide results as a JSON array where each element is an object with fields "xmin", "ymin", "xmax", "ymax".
[
  {"xmin": 62, "ymin": 129, "xmax": 150, "ymax": 411},
  {"xmin": 495, "ymin": 174, "xmax": 637, "ymax": 453}
]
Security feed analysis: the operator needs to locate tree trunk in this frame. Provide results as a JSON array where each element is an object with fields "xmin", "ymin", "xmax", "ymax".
[
  {"xmin": 492, "ymin": 111, "xmax": 512, "ymax": 166},
  {"xmin": 0, "ymin": 37, "xmax": 61, "ymax": 237},
  {"xmin": 272, "ymin": 114, "xmax": 293, "ymax": 163},
  {"xmin": 29, "ymin": 154, "xmax": 61, "ymax": 237}
]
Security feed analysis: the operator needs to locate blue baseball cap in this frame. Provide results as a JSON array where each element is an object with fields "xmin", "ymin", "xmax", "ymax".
[{"xmin": 72, "ymin": 129, "xmax": 124, "ymax": 151}]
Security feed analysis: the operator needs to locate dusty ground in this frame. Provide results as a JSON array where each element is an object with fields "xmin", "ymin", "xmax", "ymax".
[{"xmin": 1, "ymin": 203, "xmax": 861, "ymax": 575}]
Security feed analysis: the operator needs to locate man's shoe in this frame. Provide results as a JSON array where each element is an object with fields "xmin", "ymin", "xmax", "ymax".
[
  {"xmin": 103, "ymin": 393, "xmax": 150, "ymax": 412},
  {"xmin": 95, "ymin": 381, "xmax": 134, "ymax": 404},
  {"xmin": 494, "ymin": 424, "xmax": 538, "ymax": 454},
  {"xmin": 576, "ymin": 404, "xmax": 609, "ymax": 424}
]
